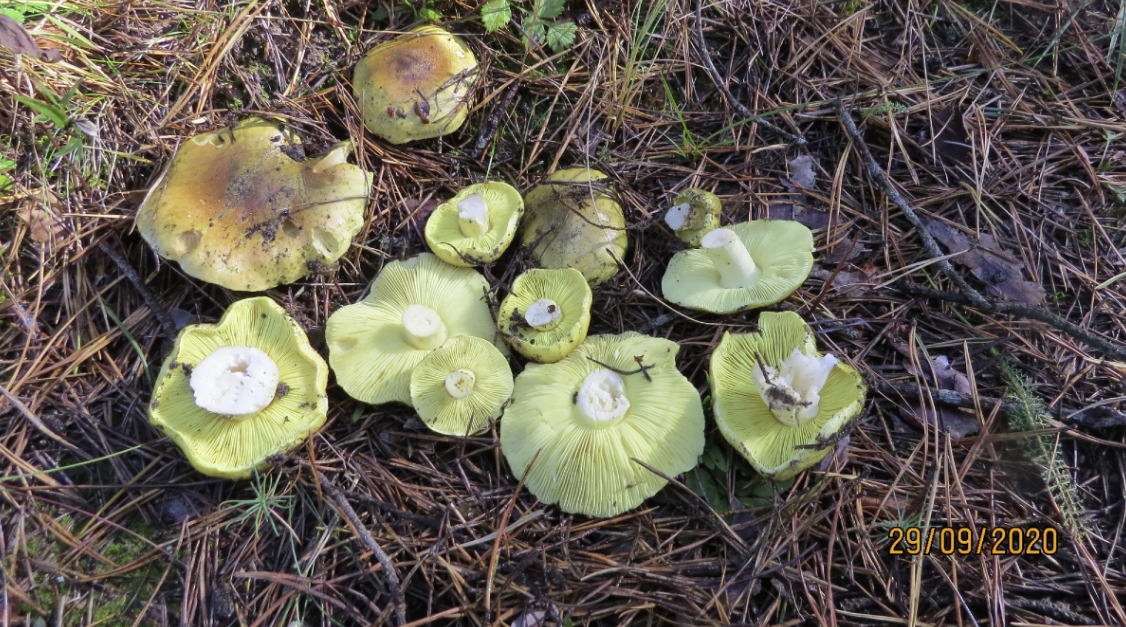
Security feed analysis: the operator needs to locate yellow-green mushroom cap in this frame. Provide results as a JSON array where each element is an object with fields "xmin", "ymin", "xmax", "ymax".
[
  {"xmin": 498, "ymin": 268, "xmax": 592, "ymax": 363},
  {"xmin": 353, "ymin": 25, "xmax": 479, "ymax": 144},
  {"xmin": 410, "ymin": 336, "xmax": 514, "ymax": 436},
  {"xmin": 424, "ymin": 181, "xmax": 524, "ymax": 267},
  {"xmin": 500, "ymin": 332, "xmax": 705, "ymax": 518},
  {"xmin": 325, "ymin": 253, "xmax": 506, "ymax": 406},
  {"xmin": 662, "ymin": 220, "xmax": 814, "ymax": 314},
  {"xmin": 148, "ymin": 297, "xmax": 329, "ymax": 480},
  {"xmin": 520, "ymin": 168, "xmax": 629, "ymax": 286},
  {"xmin": 710, "ymin": 311, "xmax": 866, "ymax": 481},
  {"xmin": 665, "ymin": 188, "xmax": 721, "ymax": 246},
  {"xmin": 136, "ymin": 117, "xmax": 371, "ymax": 292}
]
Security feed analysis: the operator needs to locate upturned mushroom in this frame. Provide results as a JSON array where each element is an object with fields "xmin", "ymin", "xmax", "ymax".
[
  {"xmin": 135, "ymin": 117, "xmax": 371, "ymax": 292},
  {"xmin": 521, "ymin": 168, "xmax": 628, "ymax": 286},
  {"xmin": 325, "ymin": 253, "xmax": 505, "ymax": 406},
  {"xmin": 148, "ymin": 297, "xmax": 329, "ymax": 479},
  {"xmin": 410, "ymin": 336, "xmax": 514, "ymax": 436},
  {"xmin": 500, "ymin": 332, "xmax": 705, "ymax": 518},
  {"xmin": 497, "ymin": 268, "xmax": 592, "ymax": 363},
  {"xmin": 709, "ymin": 311, "xmax": 866, "ymax": 480},
  {"xmin": 424, "ymin": 181, "xmax": 524, "ymax": 266},
  {"xmin": 662, "ymin": 220, "xmax": 814, "ymax": 314},
  {"xmin": 353, "ymin": 25, "xmax": 479, "ymax": 144},
  {"xmin": 665, "ymin": 188, "xmax": 721, "ymax": 246}
]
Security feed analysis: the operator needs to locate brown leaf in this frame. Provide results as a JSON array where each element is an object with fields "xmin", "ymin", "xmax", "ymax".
[
  {"xmin": 903, "ymin": 404, "xmax": 981, "ymax": 439},
  {"xmin": 810, "ymin": 266, "xmax": 873, "ymax": 297},
  {"xmin": 769, "ymin": 202, "xmax": 830, "ymax": 229},
  {"xmin": 786, "ymin": 155, "xmax": 817, "ymax": 190},
  {"xmin": 934, "ymin": 107, "xmax": 970, "ymax": 163},
  {"xmin": 0, "ymin": 16, "xmax": 62, "ymax": 62},
  {"xmin": 16, "ymin": 191, "xmax": 66, "ymax": 242},
  {"xmin": 925, "ymin": 219, "xmax": 1045, "ymax": 304}
]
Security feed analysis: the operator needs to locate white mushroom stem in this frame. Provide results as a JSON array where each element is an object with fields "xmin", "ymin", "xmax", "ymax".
[
  {"xmin": 524, "ymin": 298, "xmax": 562, "ymax": 330},
  {"xmin": 444, "ymin": 369, "xmax": 476, "ymax": 399},
  {"xmin": 664, "ymin": 203, "xmax": 693, "ymax": 231},
  {"xmin": 401, "ymin": 304, "xmax": 448, "ymax": 350},
  {"xmin": 576, "ymin": 370, "xmax": 631, "ymax": 426},
  {"xmin": 699, "ymin": 228, "xmax": 760, "ymax": 289},
  {"xmin": 189, "ymin": 346, "xmax": 280, "ymax": 418},
  {"xmin": 751, "ymin": 348, "xmax": 839, "ymax": 428},
  {"xmin": 457, "ymin": 192, "xmax": 491, "ymax": 237}
]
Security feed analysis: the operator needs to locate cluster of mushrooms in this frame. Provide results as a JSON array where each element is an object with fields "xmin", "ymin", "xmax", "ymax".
[{"xmin": 138, "ymin": 26, "xmax": 867, "ymax": 519}]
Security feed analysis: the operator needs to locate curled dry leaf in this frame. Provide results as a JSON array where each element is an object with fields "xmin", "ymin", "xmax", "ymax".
[
  {"xmin": 786, "ymin": 154, "xmax": 818, "ymax": 190},
  {"xmin": 925, "ymin": 218, "xmax": 1046, "ymax": 305},
  {"xmin": 0, "ymin": 16, "xmax": 62, "ymax": 62},
  {"xmin": 16, "ymin": 190, "xmax": 66, "ymax": 242}
]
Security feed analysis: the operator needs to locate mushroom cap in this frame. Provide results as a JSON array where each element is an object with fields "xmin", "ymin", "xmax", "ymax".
[
  {"xmin": 498, "ymin": 268, "xmax": 592, "ymax": 363},
  {"xmin": 662, "ymin": 220, "xmax": 814, "ymax": 314},
  {"xmin": 669, "ymin": 188, "xmax": 722, "ymax": 246},
  {"xmin": 325, "ymin": 253, "xmax": 506, "ymax": 405},
  {"xmin": 520, "ymin": 168, "xmax": 628, "ymax": 286},
  {"xmin": 710, "ymin": 311, "xmax": 866, "ymax": 480},
  {"xmin": 136, "ymin": 117, "xmax": 370, "ymax": 292},
  {"xmin": 353, "ymin": 25, "xmax": 479, "ymax": 144},
  {"xmin": 424, "ymin": 181, "xmax": 524, "ymax": 266},
  {"xmin": 500, "ymin": 332, "xmax": 705, "ymax": 518},
  {"xmin": 148, "ymin": 297, "xmax": 329, "ymax": 479},
  {"xmin": 409, "ymin": 336, "xmax": 514, "ymax": 436}
]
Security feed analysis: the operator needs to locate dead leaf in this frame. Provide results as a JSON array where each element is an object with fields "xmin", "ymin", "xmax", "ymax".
[
  {"xmin": 903, "ymin": 404, "xmax": 981, "ymax": 439},
  {"xmin": 769, "ymin": 202, "xmax": 831, "ymax": 229},
  {"xmin": 16, "ymin": 191, "xmax": 66, "ymax": 242},
  {"xmin": 933, "ymin": 107, "xmax": 970, "ymax": 163},
  {"xmin": 810, "ymin": 266, "xmax": 873, "ymax": 297},
  {"xmin": 786, "ymin": 155, "xmax": 817, "ymax": 190},
  {"xmin": 925, "ymin": 219, "xmax": 1046, "ymax": 304},
  {"xmin": 512, "ymin": 610, "xmax": 547, "ymax": 627},
  {"xmin": 822, "ymin": 234, "xmax": 862, "ymax": 265},
  {"xmin": 0, "ymin": 16, "xmax": 62, "ymax": 62},
  {"xmin": 906, "ymin": 354, "xmax": 971, "ymax": 394}
]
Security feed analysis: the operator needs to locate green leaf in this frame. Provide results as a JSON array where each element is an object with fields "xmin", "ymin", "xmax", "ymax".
[
  {"xmin": 521, "ymin": 15, "xmax": 546, "ymax": 47},
  {"xmin": 481, "ymin": 0, "xmax": 511, "ymax": 32},
  {"xmin": 0, "ymin": 156, "xmax": 15, "ymax": 173},
  {"xmin": 420, "ymin": 7, "xmax": 441, "ymax": 20},
  {"xmin": 56, "ymin": 134, "xmax": 84, "ymax": 160},
  {"xmin": 0, "ymin": 174, "xmax": 11, "ymax": 191},
  {"xmin": 537, "ymin": 0, "xmax": 566, "ymax": 19},
  {"xmin": 686, "ymin": 467, "xmax": 730, "ymax": 515},
  {"xmin": 546, "ymin": 20, "xmax": 577, "ymax": 52},
  {"xmin": 371, "ymin": 6, "xmax": 389, "ymax": 21},
  {"xmin": 13, "ymin": 95, "xmax": 68, "ymax": 128}
]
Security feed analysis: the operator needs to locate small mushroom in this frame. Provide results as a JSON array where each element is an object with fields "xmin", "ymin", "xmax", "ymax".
[
  {"xmin": 325, "ymin": 253, "xmax": 505, "ymax": 406},
  {"xmin": 135, "ymin": 117, "xmax": 371, "ymax": 292},
  {"xmin": 710, "ymin": 311, "xmax": 866, "ymax": 480},
  {"xmin": 661, "ymin": 220, "xmax": 814, "ymax": 314},
  {"xmin": 353, "ymin": 25, "xmax": 479, "ymax": 144},
  {"xmin": 500, "ymin": 332, "xmax": 705, "ymax": 518},
  {"xmin": 410, "ymin": 336, "xmax": 514, "ymax": 436},
  {"xmin": 148, "ymin": 297, "xmax": 329, "ymax": 479},
  {"xmin": 521, "ymin": 168, "xmax": 628, "ymax": 286},
  {"xmin": 424, "ymin": 181, "xmax": 524, "ymax": 267},
  {"xmin": 497, "ymin": 268, "xmax": 592, "ymax": 363},
  {"xmin": 665, "ymin": 188, "xmax": 721, "ymax": 246}
]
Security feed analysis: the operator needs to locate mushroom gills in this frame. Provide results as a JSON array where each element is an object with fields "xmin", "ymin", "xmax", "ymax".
[
  {"xmin": 188, "ymin": 346, "xmax": 280, "ymax": 418},
  {"xmin": 751, "ymin": 348, "xmax": 839, "ymax": 428},
  {"xmin": 700, "ymin": 228, "xmax": 760, "ymax": 288}
]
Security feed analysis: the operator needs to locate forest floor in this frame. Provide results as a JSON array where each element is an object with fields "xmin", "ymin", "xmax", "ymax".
[{"xmin": 2, "ymin": 0, "xmax": 1126, "ymax": 625}]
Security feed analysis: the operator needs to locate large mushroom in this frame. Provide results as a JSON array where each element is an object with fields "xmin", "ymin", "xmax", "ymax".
[
  {"xmin": 500, "ymin": 332, "xmax": 705, "ymax": 518},
  {"xmin": 709, "ymin": 311, "xmax": 866, "ymax": 480},
  {"xmin": 353, "ymin": 25, "xmax": 479, "ymax": 144},
  {"xmin": 148, "ymin": 297, "xmax": 329, "ymax": 479},
  {"xmin": 520, "ymin": 168, "xmax": 628, "ymax": 286},
  {"xmin": 497, "ymin": 268, "xmax": 592, "ymax": 363},
  {"xmin": 325, "ymin": 253, "xmax": 506, "ymax": 406},
  {"xmin": 410, "ymin": 336, "xmax": 514, "ymax": 436},
  {"xmin": 135, "ymin": 117, "xmax": 371, "ymax": 292},
  {"xmin": 662, "ymin": 220, "xmax": 814, "ymax": 314}
]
